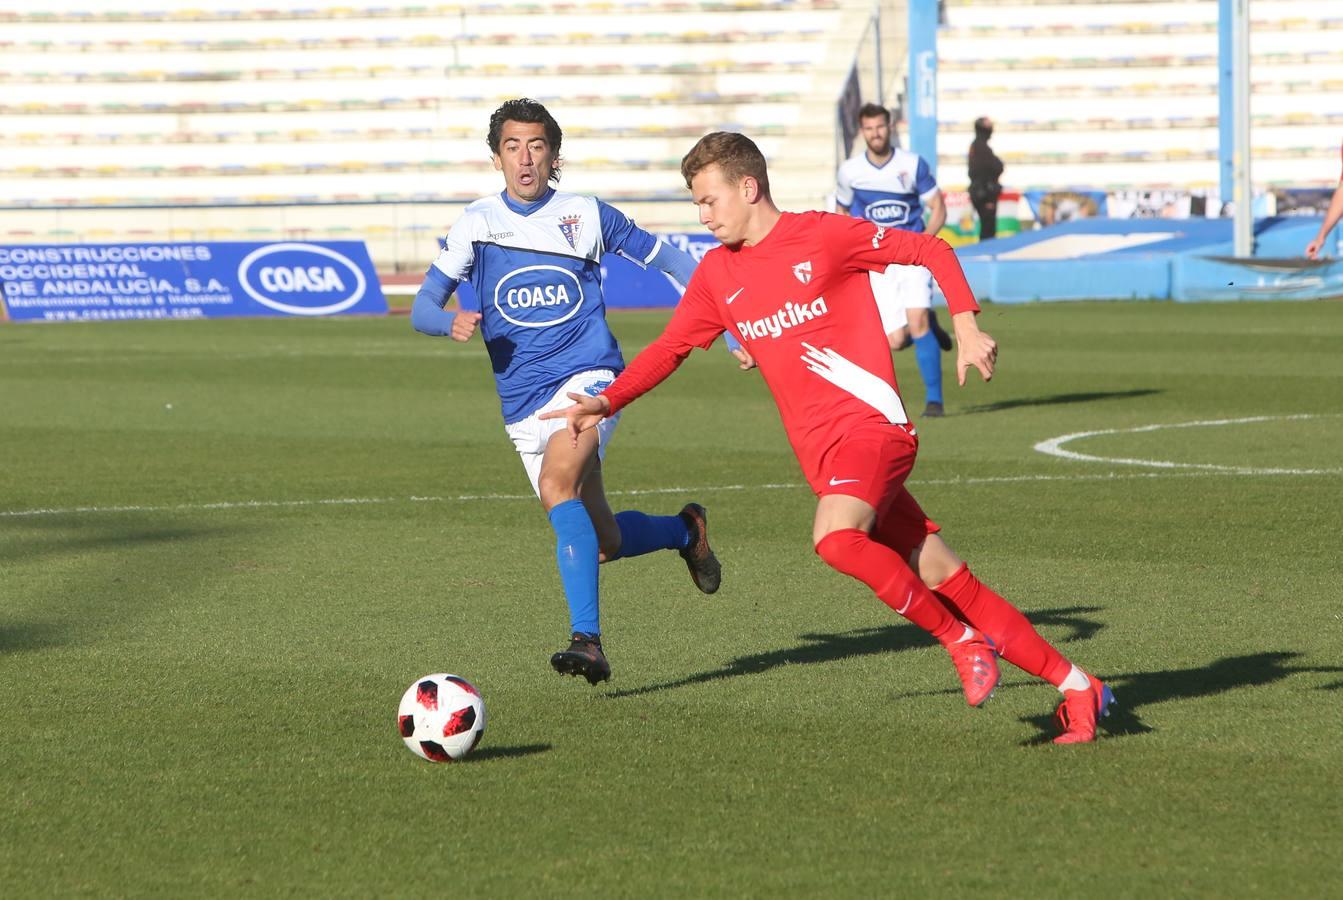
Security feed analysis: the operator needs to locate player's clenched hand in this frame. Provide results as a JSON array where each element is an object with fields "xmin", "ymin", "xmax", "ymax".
[
  {"xmin": 730, "ymin": 347, "xmax": 757, "ymax": 370},
  {"xmin": 1305, "ymin": 237, "xmax": 1324, "ymax": 260},
  {"xmin": 450, "ymin": 311, "xmax": 482, "ymax": 342},
  {"xmin": 538, "ymin": 392, "xmax": 610, "ymax": 446}
]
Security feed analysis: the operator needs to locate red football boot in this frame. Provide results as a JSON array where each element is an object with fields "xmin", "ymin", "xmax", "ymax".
[
  {"xmin": 1053, "ymin": 676, "xmax": 1116, "ymax": 744},
  {"xmin": 946, "ymin": 632, "xmax": 1000, "ymax": 707}
]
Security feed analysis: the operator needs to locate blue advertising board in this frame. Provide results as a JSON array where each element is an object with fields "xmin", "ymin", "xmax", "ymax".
[{"xmin": 0, "ymin": 241, "xmax": 386, "ymax": 322}]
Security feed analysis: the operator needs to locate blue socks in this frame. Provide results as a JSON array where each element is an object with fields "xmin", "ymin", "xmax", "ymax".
[
  {"xmin": 548, "ymin": 499, "xmax": 600, "ymax": 636},
  {"xmin": 912, "ymin": 330, "xmax": 943, "ymax": 406},
  {"xmin": 547, "ymin": 504, "xmax": 693, "ymax": 636},
  {"xmin": 614, "ymin": 510, "xmax": 690, "ymax": 559}
]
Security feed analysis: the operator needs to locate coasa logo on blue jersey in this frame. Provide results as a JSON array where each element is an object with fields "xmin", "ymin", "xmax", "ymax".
[
  {"xmin": 237, "ymin": 242, "xmax": 367, "ymax": 316},
  {"xmin": 494, "ymin": 265, "xmax": 584, "ymax": 328},
  {"xmin": 865, "ymin": 199, "xmax": 914, "ymax": 227}
]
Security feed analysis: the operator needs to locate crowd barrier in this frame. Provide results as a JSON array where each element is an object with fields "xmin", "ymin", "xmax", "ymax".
[
  {"xmin": 958, "ymin": 217, "xmax": 1343, "ymax": 303},
  {"xmin": 7, "ymin": 218, "xmax": 1340, "ymax": 324}
]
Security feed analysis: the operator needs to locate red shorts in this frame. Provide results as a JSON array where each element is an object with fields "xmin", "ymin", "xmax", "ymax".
[{"xmin": 816, "ymin": 422, "xmax": 940, "ymax": 557}]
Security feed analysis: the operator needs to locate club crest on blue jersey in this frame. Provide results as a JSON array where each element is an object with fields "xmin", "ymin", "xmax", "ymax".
[{"xmin": 557, "ymin": 215, "xmax": 583, "ymax": 250}]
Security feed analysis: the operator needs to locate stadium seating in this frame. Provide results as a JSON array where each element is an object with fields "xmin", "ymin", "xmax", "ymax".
[
  {"xmin": 939, "ymin": 0, "xmax": 1343, "ymax": 191},
  {"xmin": 1, "ymin": 0, "xmax": 1340, "ymax": 271},
  {"xmin": 0, "ymin": 0, "xmax": 859, "ymax": 270}
]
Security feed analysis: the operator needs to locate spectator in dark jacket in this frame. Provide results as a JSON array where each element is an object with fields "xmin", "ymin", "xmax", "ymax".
[{"xmin": 968, "ymin": 117, "xmax": 1005, "ymax": 240}]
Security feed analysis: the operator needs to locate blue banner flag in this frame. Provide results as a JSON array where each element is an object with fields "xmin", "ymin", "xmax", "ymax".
[
  {"xmin": 908, "ymin": 0, "xmax": 939, "ymax": 179},
  {"xmin": 0, "ymin": 241, "xmax": 386, "ymax": 322}
]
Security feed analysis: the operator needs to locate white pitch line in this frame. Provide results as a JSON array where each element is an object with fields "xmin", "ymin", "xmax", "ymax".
[
  {"xmin": 0, "ymin": 483, "xmax": 791, "ymax": 519},
  {"xmin": 0, "ymin": 467, "xmax": 1333, "ymax": 520},
  {"xmin": 1033, "ymin": 414, "xmax": 1343, "ymax": 476}
]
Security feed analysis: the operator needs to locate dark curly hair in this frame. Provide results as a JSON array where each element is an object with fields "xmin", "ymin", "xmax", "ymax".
[
  {"xmin": 486, "ymin": 98, "xmax": 563, "ymax": 183},
  {"xmin": 858, "ymin": 103, "xmax": 891, "ymax": 124}
]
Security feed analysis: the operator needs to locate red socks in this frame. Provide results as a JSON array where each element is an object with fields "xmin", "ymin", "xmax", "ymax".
[
  {"xmin": 815, "ymin": 529, "xmax": 962, "ymax": 644},
  {"xmin": 933, "ymin": 564, "xmax": 1073, "ymax": 686},
  {"xmin": 816, "ymin": 529, "xmax": 1076, "ymax": 689}
]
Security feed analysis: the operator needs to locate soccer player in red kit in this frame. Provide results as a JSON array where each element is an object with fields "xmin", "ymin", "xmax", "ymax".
[{"xmin": 543, "ymin": 132, "xmax": 1114, "ymax": 742}]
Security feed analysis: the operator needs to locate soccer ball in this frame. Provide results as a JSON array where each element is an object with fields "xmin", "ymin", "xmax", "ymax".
[{"xmin": 397, "ymin": 674, "xmax": 486, "ymax": 762}]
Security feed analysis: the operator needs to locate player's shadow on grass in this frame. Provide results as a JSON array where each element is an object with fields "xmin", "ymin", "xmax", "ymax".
[
  {"xmin": 0, "ymin": 521, "xmax": 236, "ymax": 564},
  {"xmin": 0, "ymin": 622, "xmax": 67, "ymax": 655},
  {"xmin": 1, "ymin": 520, "xmax": 253, "ymax": 652},
  {"xmin": 467, "ymin": 743, "xmax": 551, "ymax": 762},
  {"xmin": 1017, "ymin": 650, "xmax": 1343, "ymax": 745},
  {"xmin": 607, "ymin": 606, "xmax": 1106, "ymax": 699},
  {"xmin": 962, "ymin": 389, "xmax": 1160, "ymax": 415},
  {"xmin": 606, "ymin": 625, "xmax": 927, "ymax": 699}
]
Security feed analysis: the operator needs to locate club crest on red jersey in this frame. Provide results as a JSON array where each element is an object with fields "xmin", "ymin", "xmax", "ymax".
[
  {"xmin": 792, "ymin": 260, "xmax": 813, "ymax": 284},
  {"xmin": 558, "ymin": 215, "xmax": 583, "ymax": 249}
]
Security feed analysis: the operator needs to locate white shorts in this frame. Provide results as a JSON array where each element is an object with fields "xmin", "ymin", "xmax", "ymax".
[
  {"xmin": 504, "ymin": 369, "xmax": 622, "ymax": 497},
  {"xmin": 869, "ymin": 264, "xmax": 933, "ymax": 334}
]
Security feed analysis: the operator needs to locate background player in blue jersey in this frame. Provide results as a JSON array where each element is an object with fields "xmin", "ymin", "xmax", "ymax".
[
  {"xmin": 410, "ymin": 99, "xmax": 722, "ymax": 685},
  {"xmin": 836, "ymin": 103, "xmax": 954, "ymax": 417}
]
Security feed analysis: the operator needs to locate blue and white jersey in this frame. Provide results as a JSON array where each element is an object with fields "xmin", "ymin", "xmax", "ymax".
[
  {"xmin": 430, "ymin": 189, "xmax": 660, "ymax": 424},
  {"xmin": 835, "ymin": 149, "xmax": 938, "ymax": 232}
]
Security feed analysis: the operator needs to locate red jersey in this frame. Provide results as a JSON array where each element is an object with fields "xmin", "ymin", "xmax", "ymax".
[{"xmin": 603, "ymin": 211, "xmax": 980, "ymax": 491}]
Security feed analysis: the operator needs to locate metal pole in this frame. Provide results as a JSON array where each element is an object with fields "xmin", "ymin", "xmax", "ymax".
[
  {"xmin": 1232, "ymin": 0, "xmax": 1253, "ymax": 257},
  {"xmin": 1217, "ymin": 0, "xmax": 1233, "ymax": 206},
  {"xmin": 874, "ymin": 3, "xmax": 883, "ymax": 108}
]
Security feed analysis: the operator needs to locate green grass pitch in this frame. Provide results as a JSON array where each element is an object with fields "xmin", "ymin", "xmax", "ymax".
[{"xmin": 2, "ymin": 300, "xmax": 1341, "ymax": 896}]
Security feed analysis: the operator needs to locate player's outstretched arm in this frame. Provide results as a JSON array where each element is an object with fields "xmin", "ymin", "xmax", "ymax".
[
  {"xmin": 646, "ymin": 238, "xmax": 749, "ymax": 365},
  {"xmin": 923, "ymin": 189, "xmax": 948, "ymax": 236},
  {"xmin": 951, "ymin": 311, "xmax": 997, "ymax": 384},
  {"xmin": 539, "ymin": 393, "xmax": 610, "ymax": 446},
  {"xmin": 1306, "ymin": 183, "xmax": 1343, "ymax": 259}
]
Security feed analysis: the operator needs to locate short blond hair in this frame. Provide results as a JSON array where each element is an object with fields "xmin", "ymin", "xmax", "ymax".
[{"xmin": 680, "ymin": 132, "xmax": 771, "ymax": 198}]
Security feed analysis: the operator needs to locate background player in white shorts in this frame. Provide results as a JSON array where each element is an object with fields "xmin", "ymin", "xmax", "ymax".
[
  {"xmin": 836, "ymin": 103, "xmax": 954, "ymax": 417},
  {"xmin": 411, "ymin": 99, "xmax": 723, "ymax": 685}
]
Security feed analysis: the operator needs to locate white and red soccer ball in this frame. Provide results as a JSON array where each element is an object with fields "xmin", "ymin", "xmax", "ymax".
[{"xmin": 397, "ymin": 674, "xmax": 486, "ymax": 762}]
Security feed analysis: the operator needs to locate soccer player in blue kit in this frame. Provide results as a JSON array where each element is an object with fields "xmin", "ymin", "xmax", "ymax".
[
  {"xmin": 836, "ymin": 103, "xmax": 954, "ymax": 417},
  {"xmin": 410, "ymin": 99, "xmax": 722, "ymax": 685}
]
